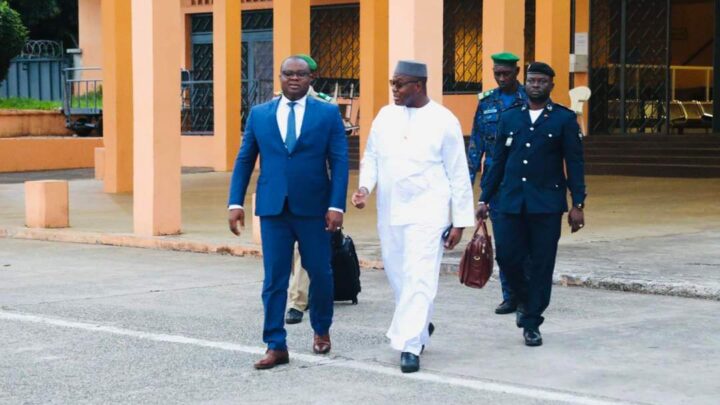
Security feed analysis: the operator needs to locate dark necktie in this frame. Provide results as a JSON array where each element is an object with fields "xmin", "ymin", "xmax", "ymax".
[{"xmin": 285, "ymin": 101, "xmax": 297, "ymax": 153}]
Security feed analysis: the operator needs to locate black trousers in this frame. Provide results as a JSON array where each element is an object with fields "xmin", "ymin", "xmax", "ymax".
[{"xmin": 493, "ymin": 211, "xmax": 562, "ymax": 329}]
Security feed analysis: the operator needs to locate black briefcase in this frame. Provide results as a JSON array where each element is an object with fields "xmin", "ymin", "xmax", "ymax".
[{"xmin": 331, "ymin": 229, "xmax": 361, "ymax": 304}]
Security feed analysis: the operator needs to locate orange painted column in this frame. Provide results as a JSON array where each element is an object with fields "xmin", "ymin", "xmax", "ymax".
[
  {"xmin": 482, "ymin": 0, "xmax": 526, "ymax": 89},
  {"xmin": 78, "ymin": 0, "xmax": 103, "ymax": 81},
  {"xmin": 535, "ymin": 0, "xmax": 571, "ymax": 106},
  {"xmin": 273, "ymin": 0, "xmax": 311, "ymax": 92},
  {"xmin": 101, "ymin": 0, "xmax": 133, "ymax": 193},
  {"xmin": 213, "ymin": 0, "xmax": 242, "ymax": 171},
  {"xmin": 359, "ymin": 0, "xmax": 389, "ymax": 158},
  {"xmin": 131, "ymin": 0, "xmax": 182, "ymax": 236},
  {"xmin": 388, "ymin": 0, "xmax": 443, "ymax": 103}
]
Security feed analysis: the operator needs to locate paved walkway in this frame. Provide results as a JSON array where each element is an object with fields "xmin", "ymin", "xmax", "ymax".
[
  {"xmin": 1, "ymin": 171, "xmax": 719, "ymax": 299},
  {"xmin": 1, "ymin": 239, "xmax": 718, "ymax": 404}
]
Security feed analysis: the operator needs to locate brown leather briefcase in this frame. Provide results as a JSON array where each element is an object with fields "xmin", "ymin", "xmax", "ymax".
[{"xmin": 458, "ymin": 219, "xmax": 493, "ymax": 289}]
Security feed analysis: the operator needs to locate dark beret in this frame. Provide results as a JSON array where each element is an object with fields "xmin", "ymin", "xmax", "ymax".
[{"xmin": 527, "ymin": 62, "xmax": 555, "ymax": 77}]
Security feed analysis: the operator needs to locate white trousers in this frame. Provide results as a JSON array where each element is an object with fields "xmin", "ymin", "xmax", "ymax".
[{"xmin": 378, "ymin": 222, "xmax": 447, "ymax": 355}]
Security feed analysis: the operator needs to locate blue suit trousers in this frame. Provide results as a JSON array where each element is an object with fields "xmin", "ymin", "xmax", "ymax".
[{"xmin": 259, "ymin": 205, "xmax": 334, "ymax": 350}]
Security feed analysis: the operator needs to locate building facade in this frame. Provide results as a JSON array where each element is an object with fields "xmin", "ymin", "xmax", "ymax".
[{"xmin": 74, "ymin": 0, "xmax": 717, "ymax": 235}]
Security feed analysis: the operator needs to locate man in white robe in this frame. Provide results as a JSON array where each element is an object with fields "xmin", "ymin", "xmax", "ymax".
[{"xmin": 351, "ymin": 60, "xmax": 475, "ymax": 373}]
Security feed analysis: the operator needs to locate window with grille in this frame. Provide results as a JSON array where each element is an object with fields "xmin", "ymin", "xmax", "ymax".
[
  {"xmin": 310, "ymin": 4, "xmax": 360, "ymax": 97},
  {"xmin": 589, "ymin": 0, "xmax": 669, "ymax": 135},
  {"xmin": 443, "ymin": 0, "xmax": 483, "ymax": 94}
]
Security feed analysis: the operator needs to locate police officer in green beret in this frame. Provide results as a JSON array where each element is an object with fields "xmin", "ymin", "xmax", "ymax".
[
  {"xmin": 477, "ymin": 62, "xmax": 586, "ymax": 347},
  {"xmin": 467, "ymin": 52, "xmax": 528, "ymax": 315}
]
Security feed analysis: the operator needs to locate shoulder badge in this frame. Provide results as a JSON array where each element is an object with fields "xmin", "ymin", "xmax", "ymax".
[{"xmin": 478, "ymin": 90, "xmax": 492, "ymax": 101}]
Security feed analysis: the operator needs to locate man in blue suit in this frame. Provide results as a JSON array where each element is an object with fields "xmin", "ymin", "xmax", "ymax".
[
  {"xmin": 477, "ymin": 62, "xmax": 586, "ymax": 347},
  {"xmin": 227, "ymin": 55, "xmax": 349, "ymax": 369}
]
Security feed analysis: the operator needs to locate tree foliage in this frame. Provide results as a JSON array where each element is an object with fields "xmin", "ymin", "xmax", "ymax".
[
  {"xmin": 0, "ymin": 1, "xmax": 28, "ymax": 81},
  {"xmin": 7, "ymin": 0, "xmax": 77, "ymax": 48}
]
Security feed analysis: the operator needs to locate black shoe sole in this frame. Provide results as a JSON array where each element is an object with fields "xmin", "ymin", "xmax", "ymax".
[
  {"xmin": 525, "ymin": 339, "xmax": 543, "ymax": 347},
  {"xmin": 285, "ymin": 317, "xmax": 302, "ymax": 324},
  {"xmin": 495, "ymin": 307, "xmax": 517, "ymax": 315},
  {"xmin": 401, "ymin": 366, "xmax": 420, "ymax": 373}
]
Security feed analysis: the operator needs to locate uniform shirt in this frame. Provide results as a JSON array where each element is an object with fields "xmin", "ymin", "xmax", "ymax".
[
  {"xmin": 480, "ymin": 100, "xmax": 586, "ymax": 214},
  {"xmin": 467, "ymin": 84, "xmax": 529, "ymax": 188}
]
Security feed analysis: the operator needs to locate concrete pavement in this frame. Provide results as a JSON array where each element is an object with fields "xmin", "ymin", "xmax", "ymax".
[
  {"xmin": 1, "ymin": 239, "xmax": 719, "ymax": 404},
  {"xmin": 1, "ymin": 171, "xmax": 720, "ymax": 299}
]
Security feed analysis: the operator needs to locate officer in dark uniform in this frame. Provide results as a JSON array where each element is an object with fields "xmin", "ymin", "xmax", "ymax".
[
  {"xmin": 477, "ymin": 62, "xmax": 586, "ymax": 347},
  {"xmin": 467, "ymin": 52, "xmax": 528, "ymax": 315}
]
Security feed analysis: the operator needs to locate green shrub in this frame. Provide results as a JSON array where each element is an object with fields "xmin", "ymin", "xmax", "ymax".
[{"xmin": 0, "ymin": 1, "xmax": 28, "ymax": 81}]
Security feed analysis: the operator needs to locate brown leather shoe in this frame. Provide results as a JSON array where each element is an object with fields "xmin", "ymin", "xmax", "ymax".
[
  {"xmin": 253, "ymin": 349, "xmax": 289, "ymax": 370},
  {"xmin": 313, "ymin": 334, "xmax": 331, "ymax": 354}
]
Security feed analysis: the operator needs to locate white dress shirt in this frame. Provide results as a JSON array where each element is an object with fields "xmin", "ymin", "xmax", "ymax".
[
  {"xmin": 276, "ymin": 94, "xmax": 307, "ymax": 142},
  {"xmin": 229, "ymin": 93, "xmax": 342, "ymax": 213}
]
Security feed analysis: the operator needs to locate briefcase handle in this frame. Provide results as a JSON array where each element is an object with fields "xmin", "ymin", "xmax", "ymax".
[{"xmin": 473, "ymin": 219, "xmax": 489, "ymax": 239}]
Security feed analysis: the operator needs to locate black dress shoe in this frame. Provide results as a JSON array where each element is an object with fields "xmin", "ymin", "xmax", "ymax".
[
  {"xmin": 400, "ymin": 352, "xmax": 420, "ymax": 373},
  {"xmin": 285, "ymin": 308, "xmax": 303, "ymax": 324},
  {"xmin": 494, "ymin": 299, "xmax": 517, "ymax": 315},
  {"xmin": 421, "ymin": 322, "xmax": 435, "ymax": 354},
  {"xmin": 523, "ymin": 328, "xmax": 543, "ymax": 347}
]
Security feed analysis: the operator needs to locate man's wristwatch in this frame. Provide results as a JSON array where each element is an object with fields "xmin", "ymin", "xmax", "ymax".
[{"xmin": 574, "ymin": 203, "xmax": 585, "ymax": 210}]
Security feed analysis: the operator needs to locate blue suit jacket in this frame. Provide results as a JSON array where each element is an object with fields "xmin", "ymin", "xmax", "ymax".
[
  {"xmin": 480, "ymin": 100, "xmax": 586, "ymax": 214},
  {"xmin": 228, "ymin": 96, "xmax": 349, "ymax": 217}
]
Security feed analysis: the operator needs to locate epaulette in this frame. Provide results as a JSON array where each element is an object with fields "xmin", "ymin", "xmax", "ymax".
[
  {"xmin": 478, "ymin": 90, "xmax": 492, "ymax": 101},
  {"xmin": 314, "ymin": 92, "xmax": 334, "ymax": 103},
  {"xmin": 553, "ymin": 103, "xmax": 574, "ymax": 113}
]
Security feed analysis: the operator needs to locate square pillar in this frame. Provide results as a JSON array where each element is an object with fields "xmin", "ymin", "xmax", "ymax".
[
  {"xmin": 213, "ymin": 0, "xmax": 242, "ymax": 172},
  {"xmin": 482, "ymin": 0, "xmax": 526, "ymax": 89},
  {"xmin": 131, "ymin": 0, "xmax": 182, "ymax": 236},
  {"xmin": 101, "ymin": 0, "xmax": 134, "ymax": 193},
  {"xmin": 536, "ymin": 0, "xmax": 571, "ymax": 106},
  {"xmin": 273, "ymin": 0, "xmax": 310, "ymax": 92},
  {"xmin": 25, "ymin": 181, "xmax": 69, "ymax": 228},
  {"xmin": 359, "ymin": 0, "xmax": 389, "ymax": 159},
  {"xmin": 94, "ymin": 147, "xmax": 105, "ymax": 180},
  {"xmin": 388, "ymin": 0, "xmax": 444, "ymax": 103}
]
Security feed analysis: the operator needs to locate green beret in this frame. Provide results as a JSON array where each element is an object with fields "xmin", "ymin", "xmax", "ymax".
[
  {"xmin": 491, "ymin": 52, "xmax": 520, "ymax": 66},
  {"xmin": 296, "ymin": 54, "xmax": 318, "ymax": 71}
]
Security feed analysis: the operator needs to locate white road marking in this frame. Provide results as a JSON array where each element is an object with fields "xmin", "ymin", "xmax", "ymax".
[{"xmin": 1, "ymin": 310, "xmax": 636, "ymax": 405}]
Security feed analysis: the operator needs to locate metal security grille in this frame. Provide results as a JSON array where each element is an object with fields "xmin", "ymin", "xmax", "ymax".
[
  {"xmin": 589, "ymin": 0, "xmax": 670, "ymax": 135},
  {"xmin": 310, "ymin": 4, "xmax": 360, "ymax": 97},
  {"xmin": 242, "ymin": 10, "xmax": 273, "ymax": 129},
  {"xmin": 183, "ymin": 13, "xmax": 214, "ymax": 134},
  {"xmin": 243, "ymin": 9, "xmax": 272, "ymax": 31},
  {"xmin": 443, "ymin": 0, "xmax": 483, "ymax": 94},
  {"xmin": 191, "ymin": 14, "xmax": 213, "ymax": 34},
  {"xmin": 524, "ymin": 0, "xmax": 536, "ymax": 66}
]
